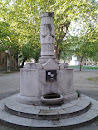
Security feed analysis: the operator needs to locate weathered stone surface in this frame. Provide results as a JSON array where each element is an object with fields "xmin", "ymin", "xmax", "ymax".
[
  {"xmin": 17, "ymin": 94, "xmax": 40, "ymax": 105},
  {"xmin": 65, "ymin": 63, "xmax": 68, "ymax": 68},
  {"xmin": 40, "ymin": 25, "xmax": 55, "ymax": 44},
  {"xmin": 20, "ymin": 68, "xmax": 38, "ymax": 97},
  {"xmin": 39, "ymin": 109, "xmax": 58, "ymax": 116},
  {"xmin": 69, "ymin": 98, "xmax": 80, "ymax": 105},
  {"xmin": 19, "ymin": 61, "xmax": 77, "ymax": 105},
  {"xmin": 36, "ymin": 63, "xmax": 43, "ymax": 69},
  {"xmin": 59, "ymin": 63, "xmax": 68, "ymax": 69},
  {"xmin": 40, "ymin": 12, "xmax": 55, "ymax": 57},
  {"xmin": 24, "ymin": 63, "xmax": 37, "ymax": 69},
  {"xmin": 41, "ymin": 43, "xmax": 55, "ymax": 56},
  {"xmin": 35, "ymin": 105, "xmax": 49, "ymax": 110},
  {"xmin": 57, "ymin": 109, "xmax": 67, "ymax": 115},
  {"xmin": 41, "ymin": 95, "xmax": 63, "ymax": 105},
  {"xmin": 61, "ymin": 103, "xmax": 74, "ymax": 109},
  {"xmin": 76, "ymin": 99, "xmax": 90, "ymax": 107},
  {"xmin": 43, "ymin": 59, "xmax": 59, "ymax": 70},
  {"xmin": 41, "ymin": 16, "xmax": 54, "ymax": 25},
  {"xmin": 39, "ymin": 55, "xmax": 56, "ymax": 64},
  {"xmin": 41, "ymin": 12, "xmax": 54, "ymax": 18},
  {"xmin": 57, "ymin": 69, "xmax": 77, "ymax": 99},
  {"xmin": 59, "ymin": 63, "xmax": 65, "ymax": 69}
]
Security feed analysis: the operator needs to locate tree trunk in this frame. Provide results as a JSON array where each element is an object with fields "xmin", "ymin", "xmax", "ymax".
[
  {"xmin": 80, "ymin": 63, "xmax": 82, "ymax": 71},
  {"xmin": 54, "ymin": 21, "xmax": 70, "ymax": 60},
  {"xmin": 79, "ymin": 56, "xmax": 83, "ymax": 71},
  {"xmin": 14, "ymin": 53, "xmax": 18, "ymax": 70},
  {"xmin": 15, "ymin": 58, "xmax": 18, "ymax": 70},
  {"xmin": 54, "ymin": 44, "xmax": 61, "ymax": 60}
]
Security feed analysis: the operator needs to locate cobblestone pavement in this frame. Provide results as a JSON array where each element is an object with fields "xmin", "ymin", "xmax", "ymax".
[{"xmin": 0, "ymin": 70, "xmax": 98, "ymax": 130}]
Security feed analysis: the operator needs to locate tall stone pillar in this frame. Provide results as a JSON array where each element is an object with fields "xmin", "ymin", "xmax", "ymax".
[{"xmin": 39, "ymin": 12, "xmax": 56, "ymax": 63}]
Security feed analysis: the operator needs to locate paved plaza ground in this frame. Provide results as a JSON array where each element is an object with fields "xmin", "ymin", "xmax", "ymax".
[{"xmin": 0, "ymin": 70, "xmax": 98, "ymax": 130}]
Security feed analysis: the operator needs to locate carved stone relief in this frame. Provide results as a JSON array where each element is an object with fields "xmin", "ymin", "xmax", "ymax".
[{"xmin": 40, "ymin": 24, "xmax": 55, "ymax": 44}]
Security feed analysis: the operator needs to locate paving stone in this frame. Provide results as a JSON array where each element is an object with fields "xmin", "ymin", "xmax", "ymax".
[
  {"xmin": 39, "ymin": 109, "xmax": 58, "ymax": 116},
  {"xmin": 91, "ymin": 104, "xmax": 98, "ymax": 111},
  {"xmin": 49, "ymin": 106, "xmax": 62, "ymax": 110},
  {"xmin": 50, "ymin": 120, "xmax": 61, "ymax": 126},
  {"xmin": 75, "ymin": 121, "xmax": 98, "ymax": 130},
  {"xmin": 69, "ymin": 98, "xmax": 80, "ymax": 105},
  {"xmin": 60, "ymin": 109, "xmax": 98, "ymax": 126},
  {"xmin": 0, "ymin": 102, "xmax": 5, "ymax": 111},
  {"xmin": 57, "ymin": 109, "xmax": 67, "ymax": 115},
  {"xmin": 30, "ymin": 119, "xmax": 52, "ymax": 127},
  {"xmin": 5, "ymin": 101, "xmax": 24, "ymax": 112},
  {"xmin": 5, "ymin": 98, "xmax": 39, "ymax": 116},
  {"xmin": 61, "ymin": 103, "xmax": 74, "ymax": 109},
  {"xmin": 82, "ymin": 109, "xmax": 98, "ymax": 120},
  {"xmin": 35, "ymin": 105, "xmax": 49, "ymax": 110},
  {"xmin": 64, "ymin": 105, "xmax": 83, "ymax": 113},
  {"xmin": 0, "ymin": 109, "xmax": 33, "ymax": 127},
  {"xmin": 21, "ymin": 106, "xmax": 40, "ymax": 115},
  {"xmin": 76, "ymin": 99, "xmax": 90, "ymax": 107}
]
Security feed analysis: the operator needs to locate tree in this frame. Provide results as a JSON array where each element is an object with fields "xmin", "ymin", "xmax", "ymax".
[
  {"xmin": 0, "ymin": 21, "xmax": 20, "ymax": 69},
  {"xmin": 66, "ymin": 25, "xmax": 98, "ymax": 71},
  {"xmin": 20, "ymin": 39, "xmax": 40, "ymax": 67},
  {"xmin": 0, "ymin": 21, "xmax": 11, "ymax": 51},
  {"xmin": 0, "ymin": 0, "xmax": 98, "ymax": 65}
]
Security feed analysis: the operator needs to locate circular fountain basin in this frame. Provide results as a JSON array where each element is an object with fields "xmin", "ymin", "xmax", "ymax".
[{"xmin": 41, "ymin": 93, "xmax": 64, "ymax": 105}]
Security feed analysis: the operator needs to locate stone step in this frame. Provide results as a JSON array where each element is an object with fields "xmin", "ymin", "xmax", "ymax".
[
  {"xmin": 0, "ymin": 94, "xmax": 98, "ymax": 129},
  {"xmin": 5, "ymin": 95, "xmax": 91, "ymax": 120}
]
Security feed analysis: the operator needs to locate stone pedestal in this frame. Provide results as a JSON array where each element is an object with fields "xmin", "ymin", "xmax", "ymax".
[{"xmin": 17, "ymin": 59, "xmax": 77, "ymax": 105}]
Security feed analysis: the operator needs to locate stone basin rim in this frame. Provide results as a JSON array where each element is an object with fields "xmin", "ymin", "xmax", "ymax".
[{"xmin": 41, "ymin": 95, "xmax": 64, "ymax": 105}]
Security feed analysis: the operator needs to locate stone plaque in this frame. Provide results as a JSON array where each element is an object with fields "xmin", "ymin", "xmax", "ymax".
[{"xmin": 46, "ymin": 70, "xmax": 57, "ymax": 82}]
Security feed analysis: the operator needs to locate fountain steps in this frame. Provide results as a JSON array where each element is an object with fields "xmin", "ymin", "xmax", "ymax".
[
  {"xmin": 0, "ymin": 94, "xmax": 98, "ymax": 129},
  {"xmin": 5, "ymin": 95, "xmax": 91, "ymax": 120}
]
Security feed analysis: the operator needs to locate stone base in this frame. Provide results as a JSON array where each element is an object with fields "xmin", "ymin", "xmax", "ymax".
[
  {"xmin": 19, "ymin": 60, "xmax": 77, "ymax": 105},
  {"xmin": 16, "ymin": 91, "xmax": 78, "ymax": 105},
  {"xmin": 16, "ymin": 94, "xmax": 41, "ymax": 105},
  {"xmin": 0, "ymin": 94, "xmax": 98, "ymax": 129}
]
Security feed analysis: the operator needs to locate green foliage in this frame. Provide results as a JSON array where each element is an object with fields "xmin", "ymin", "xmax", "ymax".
[
  {"xmin": 21, "ymin": 39, "xmax": 40, "ymax": 62},
  {"xmin": 0, "ymin": 0, "xmax": 98, "ymax": 63},
  {"xmin": 65, "ymin": 23, "xmax": 98, "ymax": 63},
  {"xmin": 0, "ymin": 21, "xmax": 10, "ymax": 51}
]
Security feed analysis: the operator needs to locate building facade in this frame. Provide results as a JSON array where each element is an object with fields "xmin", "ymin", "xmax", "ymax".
[{"xmin": 0, "ymin": 51, "xmax": 17, "ymax": 71}]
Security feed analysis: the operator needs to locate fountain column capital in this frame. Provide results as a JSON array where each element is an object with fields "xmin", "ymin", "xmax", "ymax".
[{"xmin": 41, "ymin": 12, "xmax": 54, "ymax": 18}]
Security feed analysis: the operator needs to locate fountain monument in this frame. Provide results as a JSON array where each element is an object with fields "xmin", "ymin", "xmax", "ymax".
[{"xmin": 0, "ymin": 12, "xmax": 98, "ymax": 130}]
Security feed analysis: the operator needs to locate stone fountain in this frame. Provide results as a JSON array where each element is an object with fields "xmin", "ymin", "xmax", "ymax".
[
  {"xmin": 17, "ymin": 12, "xmax": 78, "ymax": 106},
  {"xmin": 0, "ymin": 12, "xmax": 98, "ymax": 130}
]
